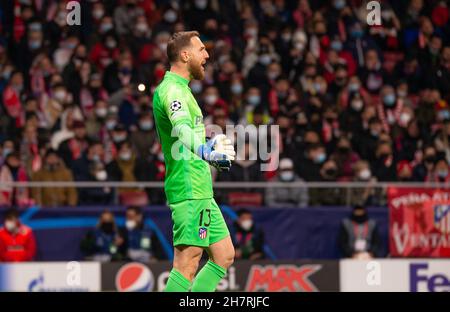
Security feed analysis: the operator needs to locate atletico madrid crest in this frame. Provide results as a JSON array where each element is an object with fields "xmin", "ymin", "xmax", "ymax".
[{"xmin": 199, "ymin": 227, "xmax": 207, "ymax": 240}]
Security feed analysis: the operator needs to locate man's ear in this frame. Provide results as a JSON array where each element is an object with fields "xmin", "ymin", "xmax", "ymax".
[{"xmin": 181, "ymin": 50, "xmax": 190, "ymax": 63}]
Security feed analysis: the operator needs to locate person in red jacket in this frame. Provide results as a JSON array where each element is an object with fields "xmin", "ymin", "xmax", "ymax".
[{"xmin": 0, "ymin": 209, "xmax": 36, "ymax": 262}]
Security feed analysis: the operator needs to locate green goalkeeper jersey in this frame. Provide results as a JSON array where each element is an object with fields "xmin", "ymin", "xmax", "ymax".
[{"xmin": 152, "ymin": 71, "xmax": 213, "ymax": 204}]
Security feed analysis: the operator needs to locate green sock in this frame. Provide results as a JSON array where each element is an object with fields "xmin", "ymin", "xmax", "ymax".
[
  {"xmin": 164, "ymin": 268, "xmax": 192, "ymax": 292},
  {"xmin": 191, "ymin": 260, "xmax": 227, "ymax": 292}
]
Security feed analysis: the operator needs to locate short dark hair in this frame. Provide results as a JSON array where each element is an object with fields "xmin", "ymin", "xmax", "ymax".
[
  {"xmin": 126, "ymin": 206, "xmax": 142, "ymax": 215},
  {"xmin": 45, "ymin": 148, "xmax": 59, "ymax": 159},
  {"xmin": 4, "ymin": 208, "xmax": 19, "ymax": 220},
  {"xmin": 237, "ymin": 208, "xmax": 251, "ymax": 217},
  {"xmin": 167, "ymin": 31, "xmax": 200, "ymax": 64},
  {"xmin": 353, "ymin": 204, "xmax": 365, "ymax": 211}
]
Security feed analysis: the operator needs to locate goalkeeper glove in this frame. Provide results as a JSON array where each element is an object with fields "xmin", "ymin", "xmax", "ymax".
[{"xmin": 198, "ymin": 134, "xmax": 236, "ymax": 171}]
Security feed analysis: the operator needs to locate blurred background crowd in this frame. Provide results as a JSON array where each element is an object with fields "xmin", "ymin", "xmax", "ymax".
[{"xmin": 0, "ymin": 0, "xmax": 450, "ymax": 209}]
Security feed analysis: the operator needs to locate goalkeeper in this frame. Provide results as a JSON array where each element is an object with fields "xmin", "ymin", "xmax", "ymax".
[{"xmin": 153, "ymin": 31, "xmax": 236, "ymax": 292}]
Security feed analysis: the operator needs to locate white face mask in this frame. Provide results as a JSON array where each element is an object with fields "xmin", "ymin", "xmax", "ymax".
[
  {"xmin": 113, "ymin": 134, "xmax": 127, "ymax": 143},
  {"xmin": 359, "ymin": 169, "xmax": 371, "ymax": 180},
  {"xmin": 96, "ymin": 108, "xmax": 108, "ymax": 118},
  {"xmin": 5, "ymin": 220, "xmax": 17, "ymax": 232},
  {"xmin": 164, "ymin": 10, "xmax": 177, "ymax": 23},
  {"xmin": 400, "ymin": 113, "xmax": 412, "ymax": 125},
  {"xmin": 351, "ymin": 99, "xmax": 364, "ymax": 111},
  {"xmin": 259, "ymin": 54, "xmax": 272, "ymax": 66},
  {"xmin": 92, "ymin": 9, "xmax": 104, "ymax": 19},
  {"xmin": 119, "ymin": 151, "xmax": 132, "ymax": 161},
  {"xmin": 53, "ymin": 90, "xmax": 66, "ymax": 102},
  {"xmin": 136, "ymin": 23, "xmax": 148, "ymax": 33},
  {"xmin": 95, "ymin": 170, "xmax": 107, "ymax": 181},
  {"xmin": 190, "ymin": 81, "xmax": 203, "ymax": 94},
  {"xmin": 231, "ymin": 83, "xmax": 243, "ymax": 95},
  {"xmin": 280, "ymin": 171, "xmax": 295, "ymax": 181},
  {"xmin": 240, "ymin": 220, "xmax": 253, "ymax": 231},
  {"xmin": 106, "ymin": 120, "xmax": 117, "ymax": 130},
  {"xmin": 195, "ymin": 0, "xmax": 208, "ymax": 9},
  {"xmin": 125, "ymin": 220, "xmax": 137, "ymax": 230},
  {"xmin": 204, "ymin": 94, "xmax": 218, "ymax": 105},
  {"xmin": 158, "ymin": 43, "xmax": 168, "ymax": 52}
]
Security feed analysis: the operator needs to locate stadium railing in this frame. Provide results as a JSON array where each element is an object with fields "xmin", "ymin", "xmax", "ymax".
[{"xmin": 0, "ymin": 181, "xmax": 448, "ymax": 207}]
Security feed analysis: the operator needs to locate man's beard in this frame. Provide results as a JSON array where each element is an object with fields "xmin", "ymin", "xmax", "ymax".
[{"xmin": 189, "ymin": 60, "xmax": 204, "ymax": 80}]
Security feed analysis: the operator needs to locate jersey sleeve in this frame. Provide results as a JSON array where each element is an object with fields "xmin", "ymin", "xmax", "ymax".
[
  {"xmin": 161, "ymin": 83, "xmax": 203, "ymax": 156},
  {"xmin": 162, "ymin": 84, "xmax": 192, "ymax": 128}
]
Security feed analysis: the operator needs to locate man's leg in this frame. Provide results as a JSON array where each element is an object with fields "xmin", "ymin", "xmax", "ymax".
[
  {"xmin": 165, "ymin": 245, "xmax": 203, "ymax": 292},
  {"xmin": 191, "ymin": 235, "xmax": 235, "ymax": 292}
]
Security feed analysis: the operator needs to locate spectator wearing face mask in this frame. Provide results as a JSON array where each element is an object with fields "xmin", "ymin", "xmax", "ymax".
[
  {"xmin": 339, "ymin": 91, "xmax": 365, "ymax": 136},
  {"xmin": 57, "ymin": 120, "xmax": 89, "ymax": 168},
  {"xmin": 297, "ymin": 143, "xmax": 326, "ymax": 181},
  {"xmin": 0, "ymin": 140, "xmax": 14, "ymax": 167},
  {"xmin": 79, "ymin": 74, "xmax": 109, "ymax": 116},
  {"xmin": 397, "ymin": 118, "xmax": 421, "ymax": 161},
  {"xmin": 113, "ymin": 0, "xmax": 145, "ymax": 37},
  {"xmin": 428, "ymin": 46, "xmax": 450, "ymax": 96},
  {"xmin": 2, "ymin": 70, "xmax": 25, "ymax": 131},
  {"xmin": 201, "ymin": 85, "xmax": 227, "ymax": 116},
  {"xmin": 107, "ymin": 141, "xmax": 141, "ymax": 196},
  {"xmin": 372, "ymin": 141, "xmax": 397, "ymax": 182},
  {"xmin": 130, "ymin": 112, "xmax": 156, "ymax": 159},
  {"xmin": 310, "ymin": 159, "xmax": 346, "ymax": 206},
  {"xmin": 337, "ymin": 76, "xmax": 372, "ymax": 110},
  {"xmin": 89, "ymin": 32, "xmax": 120, "ymax": 72},
  {"xmin": 117, "ymin": 206, "xmax": 164, "ymax": 262},
  {"xmin": 31, "ymin": 149, "xmax": 78, "ymax": 207},
  {"xmin": 85, "ymin": 100, "xmax": 108, "ymax": 140},
  {"xmin": 110, "ymin": 124, "xmax": 129, "ymax": 148},
  {"xmin": 186, "ymin": 0, "xmax": 218, "ymax": 32},
  {"xmin": 348, "ymin": 160, "xmax": 383, "ymax": 206},
  {"xmin": 127, "ymin": 15, "xmax": 153, "ymax": 59},
  {"xmin": 0, "ymin": 208, "xmax": 36, "ymax": 262},
  {"xmin": 413, "ymin": 145, "xmax": 438, "ymax": 182},
  {"xmin": 330, "ymin": 136, "xmax": 360, "ymax": 181},
  {"xmin": 80, "ymin": 210, "xmax": 124, "ymax": 262},
  {"xmin": 247, "ymin": 39, "xmax": 280, "ymax": 99},
  {"xmin": 358, "ymin": 49, "xmax": 385, "ymax": 95},
  {"xmin": 232, "ymin": 209, "xmax": 265, "ymax": 260},
  {"xmin": 354, "ymin": 117, "xmax": 383, "ymax": 163},
  {"xmin": 265, "ymin": 158, "xmax": 308, "ymax": 208},
  {"xmin": 0, "ymin": 152, "xmax": 31, "ymax": 207},
  {"xmin": 72, "ymin": 141, "xmax": 113, "ymax": 205},
  {"xmin": 271, "ymin": 77, "xmax": 300, "ymax": 119},
  {"xmin": 103, "ymin": 49, "xmax": 138, "ymax": 94},
  {"xmin": 338, "ymin": 205, "xmax": 382, "ymax": 259},
  {"xmin": 16, "ymin": 26, "xmax": 46, "ymax": 74},
  {"xmin": 327, "ymin": 65, "xmax": 349, "ymax": 100},
  {"xmin": 239, "ymin": 88, "xmax": 265, "ymax": 125},
  {"xmin": 426, "ymin": 157, "xmax": 450, "ymax": 183},
  {"xmin": 377, "ymin": 85, "xmax": 403, "ymax": 134}
]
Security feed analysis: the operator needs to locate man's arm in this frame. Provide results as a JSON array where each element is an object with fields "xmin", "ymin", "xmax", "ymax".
[{"xmin": 162, "ymin": 85, "xmax": 235, "ymax": 170}]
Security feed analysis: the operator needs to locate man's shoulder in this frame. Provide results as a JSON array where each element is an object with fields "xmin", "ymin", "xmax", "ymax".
[
  {"xmin": 155, "ymin": 78, "xmax": 188, "ymax": 98},
  {"xmin": 19, "ymin": 225, "xmax": 33, "ymax": 236}
]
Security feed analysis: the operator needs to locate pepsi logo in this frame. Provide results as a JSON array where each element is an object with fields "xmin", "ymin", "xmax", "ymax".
[{"xmin": 115, "ymin": 263, "xmax": 154, "ymax": 292}]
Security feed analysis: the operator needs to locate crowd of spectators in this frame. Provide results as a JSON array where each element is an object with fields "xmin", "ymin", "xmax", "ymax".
[{"xmin": 0, "ymin": 0, "xmax": 450, "ymax": 208}]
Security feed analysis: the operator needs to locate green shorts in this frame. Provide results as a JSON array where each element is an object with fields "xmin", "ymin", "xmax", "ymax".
[{"xmin": 168, "ymin": 198, "xmax": 230, "ymax": 248}]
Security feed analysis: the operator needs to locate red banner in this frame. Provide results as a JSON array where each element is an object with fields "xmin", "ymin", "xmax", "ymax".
[{"xmin": 388, "ymin": 187, "xmax": 450, "ymax": 257}]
